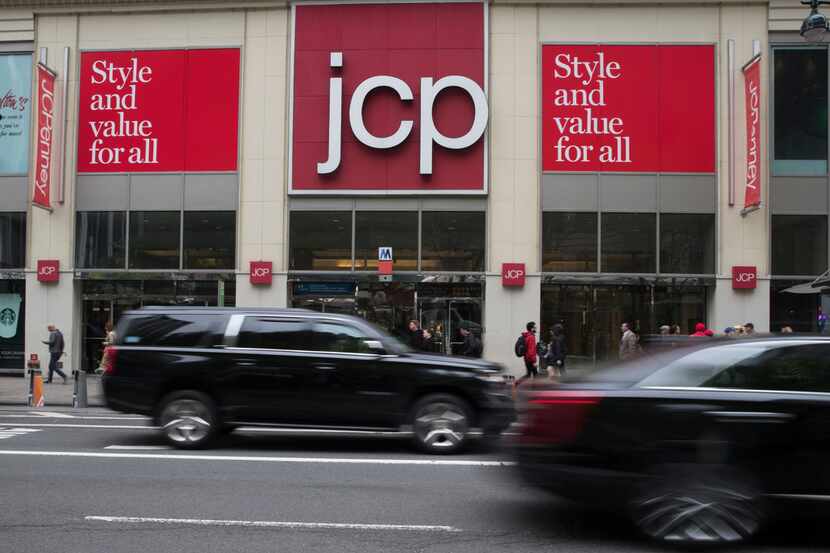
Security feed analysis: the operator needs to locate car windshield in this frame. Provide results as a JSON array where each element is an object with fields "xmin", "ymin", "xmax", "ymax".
[{"xmin": 637, "ymin": 343, "xmax": 770, "ymax": 388}]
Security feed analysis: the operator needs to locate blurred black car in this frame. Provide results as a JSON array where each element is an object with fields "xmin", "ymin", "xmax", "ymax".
[
  {"xmin": 102, "ymin": 307, "xmax": 513, "ymax": 453},
  {"xmin": 515, "ymin": 337, "xmax": 830, "ymax": 545}
]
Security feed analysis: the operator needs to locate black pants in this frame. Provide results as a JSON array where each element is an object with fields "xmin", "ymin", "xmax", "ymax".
[
  {"xmin": 48, "ymin": 352, "xmax": 66, "ymax": 382},
  {"xmin": 516, "ymin": 359, "xmax": 537, "ymax": 385}
]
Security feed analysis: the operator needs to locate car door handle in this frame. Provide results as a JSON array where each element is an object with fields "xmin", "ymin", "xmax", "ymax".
[
  {"xmin": 314, "ymin": 363, "xmax": 337, "ymax": 371},
  {"xmin": 703, "ymin": 410, "xmax": 795, "ymax": 422},
  {"xmin": 237, "ymin": 361, "xmax": 256, "ymax": 367}
]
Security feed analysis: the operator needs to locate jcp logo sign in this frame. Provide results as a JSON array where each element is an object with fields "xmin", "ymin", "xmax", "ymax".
[
  {"xmin": 250, "ymin": 261, "xmax": 273, "ymax": 286},
  {"xmin": 732, "ymin": 266, "xmax": 757, "ymax": 290},
  {"xmin": 37, "ymin": 260, "xmax": 60, "ymax": 283},
  {"xmin": 502, "ymin": 263, "xmax": 526, "ymax": 288}
]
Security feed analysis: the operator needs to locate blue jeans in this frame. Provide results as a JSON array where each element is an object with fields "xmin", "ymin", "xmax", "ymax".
[{"xmin": 48, "ymin": 352, "xmax": 66, "ymax": 382}]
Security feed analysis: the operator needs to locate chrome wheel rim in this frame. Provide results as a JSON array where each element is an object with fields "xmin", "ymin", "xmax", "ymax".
[
  {"xmin": 413, "ymin": 402, "xmax": 468, "ymax": 449},
  {"xmin": 161, "ymin": 399, "xmax": 212, "ymax": 444},
  {"xmin": 633, "ymin": 485, "xmax": 760, "ymax": 543}
]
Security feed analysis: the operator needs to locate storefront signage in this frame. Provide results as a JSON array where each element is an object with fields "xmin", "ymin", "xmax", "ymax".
[
  {"xmin": 378, "ymin": 247, "xmax": 393, "ymax": 275},
  {"xmin": 33, "ymin": 64, "xmax": 56, "ymax": 210},
  {"xmin": 542, "ymin": 45, "xmax": 715, "ymax": 173},
  {"xmin": 732, "ymin": 266, "xmax": 757, "ymax": 290},
  {"xmin": 0, "ymin": 292, "xmax": 24, "ymax": 370},
  {"xmin": 502, "ymin": 263, "xmax": 526, "ymax": 287},
  {"xmin": 250, "ymin": 261, "xmax": 273, "ymax": 286},
  {"xmin": 743, "ymin": 55, "xmax": 762, "ymax": 212},
  {"xmin": 291, "ymin": 3, "xmax": 486, "ymax": 194},
  {"xmin": 37, "ymin": 259, "xmax": 60, "ymax": 283},
  {"xmin": 77, "ymin": 49, "xmax": 240, "ymax": 173},
  {"xmin": 293, "ymin": 282, "xmax": 356, "ymax": 296},
  {"xmin": 0, "ymin": 54, "xmax": 33, "ymax": 174}
]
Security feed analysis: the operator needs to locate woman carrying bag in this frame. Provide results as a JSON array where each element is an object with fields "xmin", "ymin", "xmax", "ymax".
[{"xmin": 545, "ymin": 324, "xmax": 567, "ymax": 379}]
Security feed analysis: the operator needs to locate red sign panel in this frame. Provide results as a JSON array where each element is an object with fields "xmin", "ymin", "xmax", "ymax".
[
  {"xmin": 291, "ymin": 3, "xmax": 486, "ymax": 193},
  {"xmin": 542, "ymin": 45, "xmax": 715, "ymax": 173},
  {"xmin": 732, "ymin": 266, "xmax": 757, "ymax": 290},
  {"xmin": 502, "ymin": 263, "xmax": 526, "ymax": 287},
  {"xmin": 37, "ymin": 259, "xmax": 60, "ymax": 283},
  {"xmin": 743, "ymin": 56, "xmax": 762, "ymax": 211},
  {"xmin": 77, "ymin": 49, "xmax": 240, "ymax": 173},
  {"xmin": 33, "ymin": 64, "xmax": 55, "ymax": 210},
  {"xmin": 250, "ymin": 261, "xmax": 273, "ymax": 285}
]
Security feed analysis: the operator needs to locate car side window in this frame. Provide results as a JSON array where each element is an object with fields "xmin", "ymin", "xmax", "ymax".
[
  {"xmin": 236, "ymin": 318, "xmax": 309, "ymax": 350},
  {"xmin": 705, "ymin": 344, "xmax": 830, "ymax": 393},
  {"xmin": 313, "ymin": 322, "xmax": 373, "ymax": 354},
  {"xmin": 118, "ymin": 314, "xmax": 225, "ymax": 347}
]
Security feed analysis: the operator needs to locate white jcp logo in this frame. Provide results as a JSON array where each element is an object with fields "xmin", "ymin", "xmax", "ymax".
[
  {"xmin": 736, "ymin": 272, "xmax": 755, "ymax": 283},
  {"xmin": 39, "ymin": 265, "xmax": 56, "ymax": 276},
  {"xmin": 252, "ymin": 267, "xmax": 271, "ymax": 278},
  {"xmin": 504, "ymin": 269, "xmax": 524, "ymax": 280}
]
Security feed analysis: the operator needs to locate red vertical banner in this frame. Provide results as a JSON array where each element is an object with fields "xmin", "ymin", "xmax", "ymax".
[
  {"xmin": 33, "ymin": 63, "xmax": 55, "ymax": 210},
  {"xmin": 743, "ymin": 56, "xmax": 762, "ymax": 211}
]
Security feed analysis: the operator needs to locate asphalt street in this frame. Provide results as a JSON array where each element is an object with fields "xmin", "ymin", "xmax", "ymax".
[{"xmin": 0, "ymin": 406, "xmax": 827, "ymax": 553}]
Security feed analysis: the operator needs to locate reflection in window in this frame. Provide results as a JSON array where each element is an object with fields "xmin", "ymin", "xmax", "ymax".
[
  {"xmin": 660, "ymin": 214, "xmax": 715, "ymax": 274},
  {"xmin": 0, "ymin": 212, "xmax": 26, "ymax": 269},
  {"xmin": 655, "ymin": 287, "xmax": 707, "ymax": 334},
  {"xmin": 290, "ymin": 211, "xmax": 352, "ymax": 271},
  {"xmin": 75, "ymin": 212, "xmax": 126, "ymax": 269},
  {"xmin": 355, "ymin": 211, "xmax": 417, "ymax": 271},
  {"xmin": 774, "ymin": 48, "xmax": 828, "ymax": 175},
  {"xmin": 772, "ymin": 215, "xmax": 827, "ymax": 276},
  {"xmin": 421, "ymin": 212, "xmax": 485, "ymax": 271},
  {"xmin": 601, "ymin": 213, "xmax": 656, "ymax": 273},
  {"xmin": 129, "ymin": 211, "xmax": 181, "ymax": 270},
  {"xmin": 313, "ymin": 322, "xmax": 372, "ymax": 353},
  {"xmin": 542, "ymin": 212, "xmax": 597, "ymax": 272},
  {"xmin": 183, "ymin": 211, "xmax": 236, "ymax": 270},
  {"xmin": 237, "ymin": 318, "xmax": 309, "ymax": 350}
]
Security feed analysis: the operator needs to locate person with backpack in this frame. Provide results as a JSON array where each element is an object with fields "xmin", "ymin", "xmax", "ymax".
[
  {"xmin": 545, "ymin": 324, "xmax": 567, "ymax": 378},
  {"xmin": 515, "ymin": 321, "xmax": 538, "ymax": 386},
  {"xmin": 459, "ymin": 324, "xmax": 482, "ymax": 358}
]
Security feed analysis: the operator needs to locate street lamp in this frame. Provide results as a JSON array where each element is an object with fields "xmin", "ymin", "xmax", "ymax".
[{"xmin": 802, "ymin": 0, "xmax": 830, "ymax": 42}]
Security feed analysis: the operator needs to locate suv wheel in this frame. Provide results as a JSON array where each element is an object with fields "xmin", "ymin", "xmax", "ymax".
[
  {"xmin": 158, "ymin": 391, "xmax": 217, "ymax": 449},
  {"xmin": 410, "ymin": 394, "xmax": 471, "ymax": 454},
  {"xmin": 630, "ymin": 465, "xmax": 763, "ymax": 545}
]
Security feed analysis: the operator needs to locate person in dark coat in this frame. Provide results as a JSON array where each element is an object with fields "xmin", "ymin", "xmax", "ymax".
[
  {"xmin": 41, "ymin": 324, "xmax": 67, "ymax": 384},
  {"xmin": 459, "ymin": 324, "xmax": 482, "ymax": 358},
  {"xmin": 545, "ymin": 324, "xmax": 567, "ymax": 378},
  {"xmin": 407, "ymin": 320, "xmax": 430, "ymax": 351}
]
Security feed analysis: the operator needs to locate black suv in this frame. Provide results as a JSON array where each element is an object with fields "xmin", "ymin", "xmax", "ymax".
[{"xmin": 102, "ymin": 307, "xmax": 514, "ymax": 453}]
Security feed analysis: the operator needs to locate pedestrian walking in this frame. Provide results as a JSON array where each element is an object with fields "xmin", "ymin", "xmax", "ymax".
[
  {"xmin": 459, "ymin": 324, "xmax": 482, "ymax": 358},
  {"xmin": 515, "ymin": 322, "xmax": 538, "ymax": 386},
  {"xmin": 544, "ymin": 324, "xmax": 567, "ymax": 378},
  {"xmin": 819, "ymin": 307, "xmax": 828, "ymax": 334},
  {"xmin": 659, "ymin": 325, "xmax": 671, "ymax": 335},
  {"xmin": 407, "ymin": 320, "xmax": 431, "ymax": 352},
  {"xmin": 97, "ymin": 320, "xmax": 116, "ymax": 374},
  {"xmin": 41, "ymin": 324, "xmax": 67, "ymax": 384},
  {"xmin": 619, "ymin": 322, "xmax": 639, "ymax": 360},
  {"xmin": 744, "ymin": 322, "xmax": 756, "ymax": 336},
  {"xmin": 690, "ymin": 322, "xmax": 712, "ymax": 337}
]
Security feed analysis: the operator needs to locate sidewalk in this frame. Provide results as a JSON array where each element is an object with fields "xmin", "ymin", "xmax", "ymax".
[{"xmin": 0, "ymin": 373, "xmax": 105, "ymax": 407}]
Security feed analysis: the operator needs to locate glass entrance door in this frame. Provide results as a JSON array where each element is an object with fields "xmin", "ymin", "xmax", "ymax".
[{"xmin": 418, "ymin": 298, "xmax": 482, "ymax": 355}]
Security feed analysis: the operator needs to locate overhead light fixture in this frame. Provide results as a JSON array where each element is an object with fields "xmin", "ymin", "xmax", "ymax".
[{"xmin": 802, "ymin": 0, "xmax": 830, "ymax": 42}]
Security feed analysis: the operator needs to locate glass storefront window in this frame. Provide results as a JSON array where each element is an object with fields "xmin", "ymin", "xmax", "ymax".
[
  {"xmin": 774, "ymin": 48, "xmax": 828, "ymax": 175},
  {"xmin": 75, "ymin": 212, "xmax": 126, "ymax": 269},
  {"xmin": 601, "ymin": 213, "xmax": 656, "ymax": 273},
  {"xmin": 183, "ymin": 211, "xmax": 236, "ymax": 270},
  {"xmin": 421, "ymin": 212, "xmax": 485, "ymax": 272},
  {"xmin": 355, "ymin": 211, "xmax": 418, "ymax": 271},
  {"xmin": 772, "ymin": 215, "xmax": 828, "ymax": 276},
  {"xmin": 771, "ymin": 280, "xmax": 822, "ymax": 333},
  {"xmin": 654, "ymin": 287, "xmax": 707, "ymax": 334},
  {"xmin": 0, "ymin": 279, "xmax": 25, "ymax": 370},
  {"xmin": 542, "ymin": 212, "xmax": 597, "ymax": 272},
  {"xmin": 0, "ymin": 212, "xmax": 26, "ymax": 269},
  {"xmin": 129, "ymin": 211, "xmax": 181, "ymax": 270},
  {"xmin": 290, "ymin": 211, "xmax": 352, "ymax": 271},
  {"xmin": 660, "ymin": 213, "xmax": 715, "ymax": 274}
]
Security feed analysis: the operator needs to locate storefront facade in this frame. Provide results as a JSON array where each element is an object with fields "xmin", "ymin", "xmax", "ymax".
[{"xmin": 2, "ymin": 0, "xmax": 785, "ymax": 374}]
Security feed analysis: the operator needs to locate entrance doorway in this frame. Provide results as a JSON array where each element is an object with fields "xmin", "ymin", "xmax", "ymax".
[{"xmin": 541, "ymin": 283, "xmax": 707, "ymax": 370}]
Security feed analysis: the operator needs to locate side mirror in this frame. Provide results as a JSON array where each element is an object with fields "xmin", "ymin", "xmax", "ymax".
[{"xmin": 364, "ymin": 340, "xmax": 386, "ymax": 354}]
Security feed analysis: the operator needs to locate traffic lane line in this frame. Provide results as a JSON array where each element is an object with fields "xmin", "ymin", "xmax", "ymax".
[
  {"xmin": 84, "ymin": 516, "xmax": 462, "ymax": 533},
  {"xmin": 0, "ymin": 414, "xmax": 149, "ymax": 421},
  {"xmin": 0, "ymin": 449, "xmax": 516, "ymax": 466},
  {"xmin": 104, "ymin": 445, "xmax": 171, "ymax": 450}
]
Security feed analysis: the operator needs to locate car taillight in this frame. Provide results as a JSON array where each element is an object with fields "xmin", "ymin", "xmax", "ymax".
[
  {"xmin": 101, "ymin": 346, "xmax": 117, "ymax": 376},
  {"xmin": 520, "ymin": 391, "xmax": 602, "ymax": 445}
]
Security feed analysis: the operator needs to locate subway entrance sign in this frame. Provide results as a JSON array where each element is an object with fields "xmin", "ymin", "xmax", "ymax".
[{"xmin": 378, "ymin": 247, "xmax": 393, "ymax": 276}]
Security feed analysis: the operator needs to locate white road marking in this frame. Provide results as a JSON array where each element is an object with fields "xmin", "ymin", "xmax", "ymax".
[
  {"xmin": 2, "ymin": 423, "xmax": 155, "ymax": 430},
  {"xmin": 0, "ymin": 414, "xmax": 148, "ymax": 421},
  {"xmin": 28, "ymin": 411, "xmax": 74, "ymax": 418},
  {"xmin": 85, "ymin": 515, "xmax": 461, "ymax": 532},
  {"xmin": 0, "ymin": 449, "xmax": 515, "ymax": 467},
  {"xmin": 0, "ymin": 428, "xmax": 41, "ymax": 440},
  {"xmin": 104, "ymin": 445, "xmax": 171, "ymax": 450}
]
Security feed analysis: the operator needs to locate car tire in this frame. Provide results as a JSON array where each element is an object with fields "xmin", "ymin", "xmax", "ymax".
[
  {"xmin": 409, "ymin": 393, "xmax": 472, "ymax": 454},
  {"xmin": 629, "ymin": 464, "xmax": 764, "ymax": 545},
  {"xmin": 157, "ymin": 390, "xmax": 218, "ymax": 450}
]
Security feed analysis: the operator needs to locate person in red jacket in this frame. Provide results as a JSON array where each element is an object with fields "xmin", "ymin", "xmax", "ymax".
[
  {"xmin": 690, "ymin": 322, "xmax": 711, "ymax": 337},
  {"xmin": 516, "ymin": 321, "xmax": 538, "ymax": 386}
]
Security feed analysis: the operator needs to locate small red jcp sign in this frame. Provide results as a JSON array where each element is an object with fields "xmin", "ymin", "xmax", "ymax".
[
  {"xmin": 37, "ymin": 260, "xmax": 60, "ymax": 283},
  {"xmin": 732, "ymin": 266, "xmax": 757, "ymax": 290},
  {"xmin": 502, "ymin": 263, "xmax": 526, "ymax": 287},
  {"xmin": 250, "ymin": 261, "xmax": 273, "ymax": 286}
]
